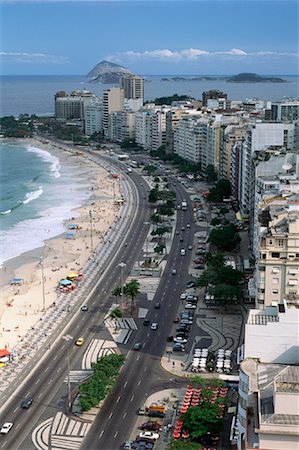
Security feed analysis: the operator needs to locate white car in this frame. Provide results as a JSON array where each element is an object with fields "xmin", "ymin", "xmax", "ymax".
[
  {"xmin": 180, "ymin": 293, "xmax": 187, "ymax": 300},
  {"xmin": 139, "ymin": 431, "xmax": 160, "ymax": 440},
  {"xmin": 174, "ymin": 336, "xmax": 188, "ymax": 344},
  {"xmin": 151, "ymin": 323, "xmax": 158, "ymax": 330},
  {"xmin": 185, "ymin": 303, "xmax": 197, "ymax": 309},
  {"xmin": 0, "ymin": 423, "xmax": 13, "ymax": 434}
]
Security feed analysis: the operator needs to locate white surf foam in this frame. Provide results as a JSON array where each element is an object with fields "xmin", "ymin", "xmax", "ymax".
[
  {"xmin": 26, "ymin": 145, "xmax": 61, "ymax": 178},
  {"xmin": 23, "ymin": 186, "xmax": 43, "ymax": 205}
]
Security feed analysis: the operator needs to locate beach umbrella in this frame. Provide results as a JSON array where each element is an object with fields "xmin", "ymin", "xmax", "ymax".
[
  {"xmin": 68, "ymin": 223, "xmax": 78, "ymax": 229},
  {"xmin": 173, "ymin": 431, "xmax": 180, "ymax": 439},
  {"xmin": 67, "ymin": 272, "xmax": 79, "ymax": 279},
  {"xmin": 59, "ymin": 279, "xmax": 72, "ymax": 286}
]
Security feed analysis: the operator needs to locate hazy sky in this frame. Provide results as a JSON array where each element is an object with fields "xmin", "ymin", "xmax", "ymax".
[{"xmin": 1, "ymin": 0, "xmax": 298, "ymax": 75}]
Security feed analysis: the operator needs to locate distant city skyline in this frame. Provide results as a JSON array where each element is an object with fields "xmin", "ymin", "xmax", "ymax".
[{"xmin": 1, "ymin": 0, "xmax": 298, "ymax": 76}]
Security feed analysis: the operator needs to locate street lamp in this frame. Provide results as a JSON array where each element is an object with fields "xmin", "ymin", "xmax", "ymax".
[
  {"xmin": 40, "ymin": 257, "xmax": 46, "ymax": 311},
  {"xmin": 89, "ymin": 210, "xmax": 94, "ymax": 252},
  {"xmin": 62, "ymin": 334, "xmax": 73, "ymax": 413},
  {"xmin": 119, "ymin": 262, "xmax": 126, "ymax": 312}
]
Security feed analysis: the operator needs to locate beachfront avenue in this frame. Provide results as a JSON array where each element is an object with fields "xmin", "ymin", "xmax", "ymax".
[
  {"xmin": 0, "ymin": 155, "xmax": 154, "ymax": 449},
  {"xmin": 0, "ymin": 155, "xmax": 195, "ymax": 450}
]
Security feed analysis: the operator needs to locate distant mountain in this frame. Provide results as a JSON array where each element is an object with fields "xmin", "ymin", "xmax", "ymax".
[
  {"xmin": 227, "ymin": 72, "xmax": 286, "ymax": 83},
  {"xmin": 86, "ymin": 60, "xmax": 132, "ymax": 83}
]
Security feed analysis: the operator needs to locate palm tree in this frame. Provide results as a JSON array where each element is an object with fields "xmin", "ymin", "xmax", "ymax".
[
  {"xmin": 111, "ymin": 286, "xmax": 122, "ymax": 306},
  {"xmin": 123, "ymin": 279, "xmax": 140, "ymax": 314}
]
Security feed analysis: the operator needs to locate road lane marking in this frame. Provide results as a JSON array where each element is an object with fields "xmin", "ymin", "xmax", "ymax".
[
  {"xmin": 136, "ymin": 355, "xmax": 140, "ymax": 361},
  {"xmin": 45, "ymin": 367, "xmax": 49, "ymax": 372},
  {"xmin": 1, "ymin": 441, "xmax": 7, "ymax": 448},
  {"xmin": 35, "ymin": 378, "xmax": 40, "ymax": 385},
  {"xmin": 113, "ymin": 431, "xmax": 118, "ymax": 438},
  {"xmin": 53, "ymin": 355, "xmax": 57, "ymax": 361},
  {"xmin": 123, "ymin": 412, "xmax": 127, "ymax": 419},
  {"xmin": 130, "ymin": 395, "xmax": 134, "ymax": 402},
  {"xmin": 142, "ymin": 343, "xmax": 145, "ymax": 348},
  {"xmin": 16, "ymin": 424, "xmax": 20, "ymax": 430},
  {"xmin": 124, "ymin": 381, "xmax": 128, "ymax": 388},
  {"xmin": 57, "ymin": 367, "xmax": 61, "ymax": 372},
  {"xmin": 144, "ymin": 366, "xmax": 147, "ymax": 372},
  {"xmin": 108, "ymin": 412, "xmax": 113, "ymax": 420},
  {"xmin": 13, "ymin": 407, "xmax": 18, "ymax": 413},
  {"xmin": 38, "ymin": 393, "xmax": 43, "ymax": 399},
  {"xmin": 146, "ymin": 333, "xmax": 150, "ymax": 337},
  {"xmin": 137, "ymin": 380, "xmax": 141, "ymax": 386},
  {"xmin": 99, "ymin": 430, "xmax": 104, "ymax": 438},
  {"xmin": 116, "ymin": 396, "xmax": 121, "ymax": 403},
  {"xmin": 48, "ymin": 378, "xmax": 52, "ymax": 385}
]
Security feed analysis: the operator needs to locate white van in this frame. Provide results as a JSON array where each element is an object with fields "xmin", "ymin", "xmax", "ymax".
[{"xmin": 180, "ymin": 249, "xmax": 186, "ymax": 256}]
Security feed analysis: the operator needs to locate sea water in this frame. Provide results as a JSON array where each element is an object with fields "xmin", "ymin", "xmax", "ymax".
[{"xmin": 0, "ymin": 141, "xmax": 91, "ymax": 265}]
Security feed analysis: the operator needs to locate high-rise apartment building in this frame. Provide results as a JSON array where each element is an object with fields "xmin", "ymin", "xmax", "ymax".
[
  {"xmin": 55, "ymin": 90, "xmax": 94, "ymax": 121},
  {"xmin": 120, "ymin": 74, "xmax": 144, "ymax": 101},
  {"xmin": 102, "ymin": 87, "xmax": 124, "ymax": 132},
  {"xmin": 202, "ymin": 89, "xmax": 227, "ymax": 107},
  {"xmin": 84, "ymin": 98, "xmax": 103, "ymax": 135}
]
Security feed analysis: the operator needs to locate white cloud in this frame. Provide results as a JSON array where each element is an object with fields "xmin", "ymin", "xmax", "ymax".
[
  {"xmin": 107, "ymin": 47, "xmax": 298, "ymax": 62},
  {"xmin": 0, "ymin": 51, "xmax": 69, "ymax": 64}
]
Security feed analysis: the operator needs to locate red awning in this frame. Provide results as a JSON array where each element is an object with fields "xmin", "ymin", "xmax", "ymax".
[{"xmin": 0, "ymin": 349, "xmax": 10, "ymax": 358}]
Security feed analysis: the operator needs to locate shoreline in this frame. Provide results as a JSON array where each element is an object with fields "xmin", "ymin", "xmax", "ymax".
[{"xmin": 0, "ymin": 137, "xmax": 121, "ymax": 351}]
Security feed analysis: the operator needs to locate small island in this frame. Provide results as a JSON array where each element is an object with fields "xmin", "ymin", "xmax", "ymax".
[{"xmin": 227, "ymin": 72, "xmax": 286, "ymax": 83}]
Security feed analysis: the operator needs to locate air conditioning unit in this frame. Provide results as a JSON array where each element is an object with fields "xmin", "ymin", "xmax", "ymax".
[{"xmin": 253, "ymin": 443, "xmax": 259, "ymax": 449}]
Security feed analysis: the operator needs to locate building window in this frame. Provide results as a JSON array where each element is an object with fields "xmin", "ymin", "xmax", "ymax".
[
  {"xmin": 272, "ymin": 290, "xmax": 278, "ymax": 294},
  {"xmin": 261, "ymin": 253, "xmax": 266, "ymax": 259},
  {"xmin": 272, "ymin": 252, "xmax": 280, "ymax": 258},
  {"xmin": 278, "ymin": 240, "xmax": 284, "ymax": 247},
  {"xmin": 269, "ymin": 239, "xmax": 273, "ymax": 245},
  {"xmin": 272, "ymin": 278, "xmax": 279, "ymax": 285},
  {"xmin": 258, "ymin": 298, "xmax": 264, "ymax": 304},
  {"xmin": 289, "ymin": 290, "xmax": 297, "ymax": 295},
  {"xmin": 258, "ymin": 265, "xmax": 265, "ymax": 271}
]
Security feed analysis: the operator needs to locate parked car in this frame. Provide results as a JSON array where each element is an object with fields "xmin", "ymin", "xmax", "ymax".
[
  {"xmin": 138, "ymin": 405, "xmax": 148, "ymax": 415},
  {"xmin": 173, "ymin": 316, "xmax": 180, "ymax": 323},
  {"xmin": 174, "ymin": 336, "xmax": 188, "ymax": 344},
  {"xmin": 186, "ymin": 281, "xmax": 195, "ymax": 288},
  {"xmin": 185, "ymin": 303, "xmax": 197, "ymax": 309},
  {"xmin": 139, "ymin": 431, "xmax": 160, "ymax": 441},
  {"xmin": 180, "ymin": 318, "xmax": 193, "ymax": 325},
  {"xmin": 148, "ymin": 410, "xmax": 165, "ymax": 418},
  {"xmin": 194, "ymin": 258, "xmax": 204, "ymax": 264},
  {"xmin": 167, "ymin": 336, "xmax": 174, "ymax": 342},
  {"xmin": 123, "ymin": 440, "xmax": 133, "ymax": 449},
  {"xmin": 173, "ymin": 343, "xmax": 185, "ymax": 352},
  {"xmin": 134, "ymin": 343, "xmax": 142, "ymax": 350},
  {"xmin": 180, "ymin": 293, "xmax": 187, "ymax": 300},
  {"xmin": 21, "ymin": 398, "xmax": 33, "ymax": 409},
  {"xmin": 151, "ymin": 323, "xmax": 158, "ymax": 330},
  {"xmin": 0, "ymin": 423, "xmax": 13, "ymax": 434},
  {"xmin": 176, "ymin": 332, "xmax": 189, "ymax": 339},
  {"xmin": 186, "ymin": 295, "xmax": 196, "ymax": 301},
  {"xmin": 139, "ymin": 422, "xmax": 161, "ymax": 432},
  {"xmin": 143, "ymin": 319, "xmax": 150, "ymax": 326},
  {"xmin": 194, "ymin": 265, "xmax": 205, "ymax": 270},
  {"xmin": 177, "ymin": 326, "xmax": 190, "ymax": 333}
]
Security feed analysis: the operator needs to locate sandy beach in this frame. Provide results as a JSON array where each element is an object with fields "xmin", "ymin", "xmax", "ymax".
[{"xmin": 0, "ymin": 138, "xmax": 121, "ymax": 351}]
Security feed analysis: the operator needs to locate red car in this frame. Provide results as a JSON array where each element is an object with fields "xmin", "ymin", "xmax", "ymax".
[
  {"xmin": 173, "ymin": 316, "xmax": 180, "ymax": 323},
  {"xmin": 193, "ymin": 258, "xmax": 204, "ymax": 264},
  {"xmin": 139, "ymin": 421, "xmax": 161, "ymax": 432}
]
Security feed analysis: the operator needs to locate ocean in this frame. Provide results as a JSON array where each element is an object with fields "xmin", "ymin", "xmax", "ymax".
[
  {"xmin": 0, "ymin": 141, "xmax": 91, "ymax": 265},
  {"xmin": 0, "ymin": 75, "xmax": 298, "ymax": 117}
]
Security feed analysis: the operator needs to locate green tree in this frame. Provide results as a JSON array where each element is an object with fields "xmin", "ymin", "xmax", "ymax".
[
  {"xmin": 182, "ymin": 404, "xmax": 223, "ymax": 440},
  {"xmin": 151, "ymin": 213, "xmax": 162, "ymax": 224},
  {"xmin": 209, "ymin": 283, "xmax": 240, "ymax": 304},
  {"xmin": 148, "ymin": 188, "xmax": 160, "ymax": 203},
  {"xmin": 167, "ymin": 441, "xmax": 200, "ymax": 450},
  {"xmin": 109, "ymin": 308, "xmax": 123, "ymax": 320},
  {"xmin": 154, "ymin": 243, "xmax": 165, "ymax": 254},
  {"xmin": 211, "ymin": 217, "xmax": 222, "ymax": 226},
  {"xmin": 151, "ymin": 227, "xmax": 168, "ymax": 237},
  {"xmin": 208, "ymin": 225, "xmax": 240, "ymax": 251},
  {"xmin": 204, "ymin": 252, "xmax": 225, "ymax": 268},
  {"xmin": 205, "ymin": 165, "xmax": 218, "ymax": 182},
  {"xmin": 123, "ymin": 279, "xmax": 140, "ymax": 314},
  {"xmin": 144, "ymin": 164, "xmax": 157, "ymax": 175}
]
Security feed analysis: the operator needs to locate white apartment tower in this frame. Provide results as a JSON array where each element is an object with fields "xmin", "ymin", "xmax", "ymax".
[{"xmin": 120, "ymin": 74, "xmax": 144, "ymax": 101}]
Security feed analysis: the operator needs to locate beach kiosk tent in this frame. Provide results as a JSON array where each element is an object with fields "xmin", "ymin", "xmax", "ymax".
[
  {"xmin": 67, "ymin": 224, "xmax": 78, "ymax": 230},
  {"xmin": 65, "ymin": 232, "xmax": 75, "ymax": 239},
  {"xmin": 10, "ymin": 278, "xmax": 24, "ymax": 285}
]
